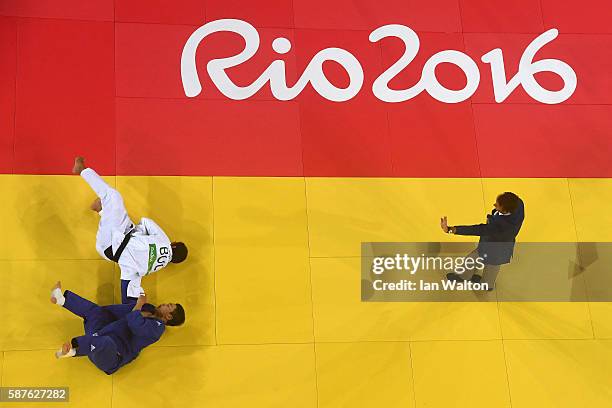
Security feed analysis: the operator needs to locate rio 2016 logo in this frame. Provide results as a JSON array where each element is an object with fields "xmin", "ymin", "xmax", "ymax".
[{"xmin": 181, "ymin": 19, "xmax": 577, "ymax": 104}]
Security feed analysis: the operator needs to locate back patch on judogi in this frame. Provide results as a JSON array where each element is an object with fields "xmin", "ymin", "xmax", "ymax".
[{"xmin": 147, "ymin": 244, "xmax": 157, "ymax": 273}]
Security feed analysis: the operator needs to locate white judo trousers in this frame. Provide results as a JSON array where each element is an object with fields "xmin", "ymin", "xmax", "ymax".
[{"xmin": 80, "ymin": 168, "xmax": 134, "ymax": 260}]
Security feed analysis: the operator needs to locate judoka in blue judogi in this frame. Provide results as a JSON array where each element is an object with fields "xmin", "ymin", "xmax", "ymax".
[{"xmin": 50, "ymin": 282, "xmax": 185, "ymax": 374}]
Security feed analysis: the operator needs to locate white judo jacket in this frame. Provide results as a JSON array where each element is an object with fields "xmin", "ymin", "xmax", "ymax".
[{"xmin": 112, "ymin": 218, "xmax": 173, "ymax": 298}]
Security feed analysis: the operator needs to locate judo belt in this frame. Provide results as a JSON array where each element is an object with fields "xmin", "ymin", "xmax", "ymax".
[{"xmin": 104, "ymin": 230, "xmax": 134, "ymax": 263}]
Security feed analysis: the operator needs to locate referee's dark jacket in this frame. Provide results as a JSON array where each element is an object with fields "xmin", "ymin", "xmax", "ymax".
[{"xmin": 454, "ymin": 199, "xmax": 525, "ymax": 265}]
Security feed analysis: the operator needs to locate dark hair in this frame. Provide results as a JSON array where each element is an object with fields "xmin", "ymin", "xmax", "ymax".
[
  {"xmin": 171, "ymin": 242, "xmax": 188, "ymax": 263},
  {"xmin": 496, "ymin": 192, "xmax": 520, "ymax": 213},
  {"xmin": 167, "ymin": 303, "xmax": 185, "ymax": 326}
]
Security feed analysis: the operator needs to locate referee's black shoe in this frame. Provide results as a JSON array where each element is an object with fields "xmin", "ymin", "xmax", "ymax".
[{"xmin": 446, "ymin": 273, "xmax": 465, "ymax": 282}]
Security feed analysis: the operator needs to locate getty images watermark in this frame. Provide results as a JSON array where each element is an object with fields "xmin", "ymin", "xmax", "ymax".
[
  {"xmin": 371, "ymin": 253, "xmax": 488, "ymax": 291},
  {"xmin": 361, "ymin": 242, "xmax": 612, "ymax": 302}
]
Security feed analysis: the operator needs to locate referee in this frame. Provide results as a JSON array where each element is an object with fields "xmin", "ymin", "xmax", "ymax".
[{"xmin": 440, "ymin": 192, "xmax": 525, "ymax": 290}]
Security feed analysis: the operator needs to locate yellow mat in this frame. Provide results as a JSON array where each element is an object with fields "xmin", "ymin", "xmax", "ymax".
[{"xmin": 1, "ymin": 175, "xmax": 611, "ymax": 408}]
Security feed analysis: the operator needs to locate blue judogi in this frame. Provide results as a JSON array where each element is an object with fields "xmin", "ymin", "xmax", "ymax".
[
  {"xmin": 63, "ymin": 290, "xmax": 165, "ymax": 374},
  {"xmin": 120, "ymin": 279, "xmax": 137, "ymax": 304}
]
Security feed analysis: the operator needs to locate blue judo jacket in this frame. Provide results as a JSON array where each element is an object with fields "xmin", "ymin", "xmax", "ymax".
[
  {"xmin": 72, "ymin": 303, "xmax": 165, "ymax": 374},
  {"xmin": 454, "ymin": 199, "xmax": 525, "ymax": 265},
  {"xmin": 99, "ymin": 310, "xmax": 164, "ymax": 364}
]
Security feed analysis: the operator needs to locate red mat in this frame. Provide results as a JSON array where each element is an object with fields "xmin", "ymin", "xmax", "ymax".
[{"xmin": 1, "ymin": 1, "xmax": 610, "ymax": 177}]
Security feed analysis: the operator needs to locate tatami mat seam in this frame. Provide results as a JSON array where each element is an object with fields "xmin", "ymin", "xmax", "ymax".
[
  {"xmin": 565, "ymin": 177, "xmax": 596, "ymax": 339},
  {"xmin": 211, "ymin": 177, "xmax": 219, "ymax": 346}
]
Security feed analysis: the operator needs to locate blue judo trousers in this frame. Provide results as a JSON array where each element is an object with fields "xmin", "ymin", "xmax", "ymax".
[
  {"xmin": 121, "ymin": 279, "xmax": 137, "ymax": 304},
  {"xmin": 63, "ymin": 290, "xmax": 165, "ymax": 374}
]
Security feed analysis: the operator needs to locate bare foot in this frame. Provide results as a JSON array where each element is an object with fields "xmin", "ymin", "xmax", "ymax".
[
  {"xmin": 50, "ymin": 281, "xmax": 61, "ymax": 304},
  {"xmin": 72, "ymin": 156, "xmax": 85, "ymax": 175},
  {"xmin": 61, "ymin": 342, "xmax": 71, "ymax": 355},
  {"xmin": 90, "ymin": 198, "xmax": 102, "ymax": 213},
  {"xmin": 55, "ymin": 342, "xmax": 72, "ymax": 359}
]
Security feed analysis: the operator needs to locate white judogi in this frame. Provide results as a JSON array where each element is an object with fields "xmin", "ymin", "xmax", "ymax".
[{"xmin": 81, "ymin": 168, "xmax": 173, "ymax": 298}]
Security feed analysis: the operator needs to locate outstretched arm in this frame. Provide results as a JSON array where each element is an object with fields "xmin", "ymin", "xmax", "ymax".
[
  {"xmin": 441, "ymin": 216, "xmax": 501, "ymax": 236},
  {"xmin": 455, "ymin": 220, "xmax": 508, "ymax": 236},
  {"xmin": 453, "ymin": 223, "xmax": 492, "ymax": 236}
]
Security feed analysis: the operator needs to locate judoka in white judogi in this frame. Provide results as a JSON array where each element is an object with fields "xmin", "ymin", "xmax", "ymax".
[{"xmin": 75, "ymin": 158, "xmax": 188, "ymax": 302}]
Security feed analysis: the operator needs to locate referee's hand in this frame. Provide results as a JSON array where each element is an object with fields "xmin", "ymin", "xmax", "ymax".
[{"xmin": 440, "ymin": 216, "xmax": 449, "ymax": 233}]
